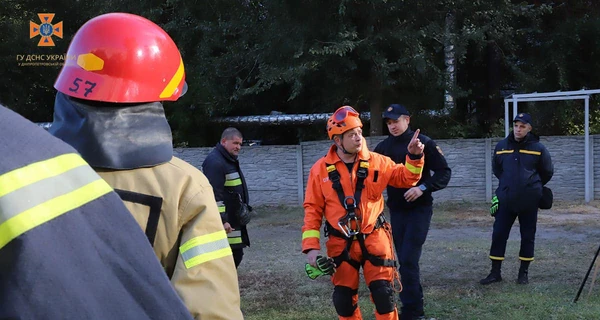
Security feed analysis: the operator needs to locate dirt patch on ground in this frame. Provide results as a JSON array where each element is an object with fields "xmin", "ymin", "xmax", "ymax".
[
  {"xmin": 250, "ymin": 202, "xmax": 600, "ymax": 243},
  {"xmin": 540, "ymin": 203, "xmax": 600, "ymax": 223}
]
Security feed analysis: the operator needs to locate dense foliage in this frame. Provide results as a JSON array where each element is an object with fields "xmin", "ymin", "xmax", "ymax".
[{"xmin": 2, "ymin": 1, "xmax": 600, "ymax": 146}]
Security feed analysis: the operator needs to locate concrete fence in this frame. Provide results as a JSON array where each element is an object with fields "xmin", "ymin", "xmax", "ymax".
[{"xmin": 176, "ymin": 135, "xmax": 598, "ymax": 206}]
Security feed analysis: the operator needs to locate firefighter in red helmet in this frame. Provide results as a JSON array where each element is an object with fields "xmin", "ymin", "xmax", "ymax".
[
  {"xmin": 50, "ymin": 13, "xmax": 243, "ymax": 320},
  {"xmin": 302, "ymin": 106, "xmax": 425, "ymax": 320}
]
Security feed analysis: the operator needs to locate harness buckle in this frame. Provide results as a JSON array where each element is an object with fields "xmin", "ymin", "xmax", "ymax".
[
  {"xmin": 338, "ymin": 213, "xmax": 360, "ymax": 238},
  {"xmin": 356, "ymin": 168, "xmax": 368, "ymax": 179},
  {"xmin": 343, "ymin": 196, "xmax": 357, "ymax": 211}
]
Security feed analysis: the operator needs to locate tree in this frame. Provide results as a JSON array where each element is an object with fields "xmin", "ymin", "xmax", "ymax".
[{"xmin": 4, "ymin": 0, "xmax": 600, "ymax": 145}]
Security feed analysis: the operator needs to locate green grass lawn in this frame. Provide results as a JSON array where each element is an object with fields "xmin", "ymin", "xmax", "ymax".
[{"xmin": 238, "ymin": 202, "xmax": 600, "ymax": 319}]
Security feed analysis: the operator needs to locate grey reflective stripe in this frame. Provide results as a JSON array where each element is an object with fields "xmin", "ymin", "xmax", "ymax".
[
  {"xmin": 216, "ymin": 201, "xmax": 224, "ymax": 206},
  {"xmin": 228, "ymin": 230, "xmax": 242, "ymax": 238},
  {"xmin": 0, "ymin": 165, "xmax": 97, "ymax": 224},
  {"xmin": 181, "ymin": 237, "xmax": 231, "ymax": 262},
  {"xmin": 225, "ymin": 172, "xmax": 240, "ymax": 180}
]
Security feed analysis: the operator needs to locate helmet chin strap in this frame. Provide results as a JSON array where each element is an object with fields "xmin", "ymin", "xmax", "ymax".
[{"xmin": 335, "ymin": 140, "xmax": 354, "ymax": 155}]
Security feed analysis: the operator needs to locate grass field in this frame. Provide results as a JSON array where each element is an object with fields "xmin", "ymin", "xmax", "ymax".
[{"xmin": 238, "ymin": 201, "xmax": 600, "ymax": 320}]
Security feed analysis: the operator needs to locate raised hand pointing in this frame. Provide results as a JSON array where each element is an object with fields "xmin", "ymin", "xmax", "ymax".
[{"xmin": 407, "ymin": 129, "xmax": 424, "ymax": 156}]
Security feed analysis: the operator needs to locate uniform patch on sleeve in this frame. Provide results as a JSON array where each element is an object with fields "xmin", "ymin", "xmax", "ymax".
[{"xmin": 436, "ymin": 146, "xmax": 444, "ymax": 156}]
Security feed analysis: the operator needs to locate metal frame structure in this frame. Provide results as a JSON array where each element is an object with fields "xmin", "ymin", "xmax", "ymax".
[{"xmin": 504, "ymin": 89, "xmax": 600, "ymax": 203}]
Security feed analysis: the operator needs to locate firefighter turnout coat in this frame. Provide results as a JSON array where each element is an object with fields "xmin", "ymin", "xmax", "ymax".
[
  {"xmin": 50, "ymin": 94, "xmax": 243, "ymax": 320},
  {"xmin": 0, "ymin": 106, "xmax": 192, "ymax": 319}
]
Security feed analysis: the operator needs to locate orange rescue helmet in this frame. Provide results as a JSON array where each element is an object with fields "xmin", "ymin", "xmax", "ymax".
[
  {"xmin": 54, "ymin": 12, "xmax": 186, "ymax": 103},
  {"xmin": 326, "ymin": 106, "xmax": 363, "ymax": 139}
]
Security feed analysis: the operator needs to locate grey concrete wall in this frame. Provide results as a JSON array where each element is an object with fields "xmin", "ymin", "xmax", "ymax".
[
  {"xmin": 175, "ymin": 145, "xmax": 301, "ymax": 205},
  {"xmin": 176, "ymin": 135, "xmax": 599, "ymax": 205}
]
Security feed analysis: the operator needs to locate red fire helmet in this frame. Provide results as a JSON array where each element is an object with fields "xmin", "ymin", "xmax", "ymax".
[{"xmin": 54, "ymin": 12, "xmax": 186, "ymax": 103}]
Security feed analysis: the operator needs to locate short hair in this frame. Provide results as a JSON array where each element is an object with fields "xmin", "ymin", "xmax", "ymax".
[{"xmin": 221, "ymin": 127, "xmax": 243, "ymax": 141}]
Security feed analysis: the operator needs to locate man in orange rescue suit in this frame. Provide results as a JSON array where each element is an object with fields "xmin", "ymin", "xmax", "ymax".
[
  {"xmin": 302, "ymin": 106, "xmax": 425, "ymax": 320},
  {"xmin": 0, "ymin": 104, "xmax": 192, "ymax": 320},
  {"xmin": 48, "ymin": 13, "xmax": 243, "ymax": 320},
  {"xmin": 202, "ymin": 127, "xmax": 252, "ymax": 268}
]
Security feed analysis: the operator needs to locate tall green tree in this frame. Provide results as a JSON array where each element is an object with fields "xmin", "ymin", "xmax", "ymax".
[{"xmin": 4, "ymin": 1, "xmax": 600, "ymax": 145}]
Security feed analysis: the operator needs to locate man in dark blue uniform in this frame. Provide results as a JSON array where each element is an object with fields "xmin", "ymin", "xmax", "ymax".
[
  {"xmin": 374, "ymin": 104, "xmax": 452, "ymax": 320},
  {"xmin": 202, "ymin": 127, "xmax": 252, "ymax": 268},
  {"xmin": 0, "ymin": 105, "xmax": 192, "ymax": 320},
  {"xmin": 480, "ymin": 113, "xmax": 553, "ymax": 285}
]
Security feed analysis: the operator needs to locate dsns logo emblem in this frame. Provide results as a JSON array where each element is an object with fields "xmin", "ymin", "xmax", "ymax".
[{"xmin": 30, "ymin": 13, "xmax": 63, "ymax": 46}]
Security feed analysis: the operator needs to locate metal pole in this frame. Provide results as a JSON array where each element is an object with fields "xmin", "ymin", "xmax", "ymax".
[
  {"xmin": 485, "ymin": 138, "xmax": 492, "ymax": 202},
  {"xmin": 512, "ymin": 96, "xmax": 518, "ymax": 135},
  {"xmin": 574, "ymin": 244, "xmax": 600, "ymax": 303},
  {"xmin": 504, "ymin": 100, "xmax": 510, "ymax": 137},
  {"xmin": 585, "ymin": 97, "xmax": 590, "ymax": 203},
  {"xmin": 513, "ymin": 89, "xmax": 600, "ymax": 99}
]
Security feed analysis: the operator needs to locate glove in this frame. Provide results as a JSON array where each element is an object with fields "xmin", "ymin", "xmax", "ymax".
[
  {"xmin": 305, "ymin": 255, "xmax": 335, "ymax": 280},
  {"xmin": 490, "ymin": 195, "xmax": 499, "ymax": 216}
]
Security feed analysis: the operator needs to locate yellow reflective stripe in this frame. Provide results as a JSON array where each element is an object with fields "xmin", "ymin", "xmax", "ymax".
[
  {"xmin": 405, "ymin": 162, "xmax": 423, "ymax": 175},
  {"xmin": 519, "ymin": 256, "xmax": 535, "ymax": 261},
  {"xmin": 224, "ymin": 178, "xmax": 242, "ymax": 187},
  {"xmin": 496, "ymin": 150, "xmax": 514, "ymax": 154},
  {"xmin": 326, "ymin": 165, "xmax": 336, "ymax": 173},
  {"xmin": 184, "ymin": 247, "xmax": 232, "ymax": 269},
  {"xmin": 180, "ymin": 230, "xmax": 232, "ymax": 268},
  {"xmin": 0, "ymin": 153, "xmax": 87, "ymax": 197},
  {"xmin": 519, "ymin": 150, "xmax": 541, "ymax": 156},
  {"xmin": 227, "ymin": 230, "xmax": 242, "ymax": 244},
  {"xmin": 180, "ymin": 230, "xmax": 227, "ymax": 252},
  {"xmin": 159, "ymin": 58, "xmax": 185, "ymax": 99},
  {"xmin": 489, "ymin": 256, "xmax": 505, "ymax": 261},
  {"xmin": 228, "ymin": 238, "xmax": 243, "ymax": 244},
  {"xmin": 302, "ymin": 230, "xmax": 320, "ymax": 240},
  {"xmin": 0, "ymin": 179, "xmax": 112, "ymax": 249},
  {"xmin": 216, "ymin": 201, "xmax": 226, "ymax": 212}
]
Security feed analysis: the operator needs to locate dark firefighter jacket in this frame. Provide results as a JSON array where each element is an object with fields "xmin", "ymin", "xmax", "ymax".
[
  {"xmin": 374, "ymin": 129, "xmax": 452, "ymax": 210},
  {"xmin": 202, "ymin": 143, "xmax": 251, "ymax": 249},
  {"xmin": 493, "ymin": 132, "xmax": 554, "ymax": 212},
  {"xmin": 0, "ymin": 105, "xmax": 192, "ymax": 320}
]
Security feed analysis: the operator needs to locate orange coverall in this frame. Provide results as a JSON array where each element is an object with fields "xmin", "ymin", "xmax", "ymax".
[{"xmin": 302, "ymin": 140, "xmax": 424, "ymax": 320}]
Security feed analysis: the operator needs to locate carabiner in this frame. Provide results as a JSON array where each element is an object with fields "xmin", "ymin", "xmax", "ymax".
[{"xmin": 338, "ymin": 213, "xmax": 360, "ymax": 238}]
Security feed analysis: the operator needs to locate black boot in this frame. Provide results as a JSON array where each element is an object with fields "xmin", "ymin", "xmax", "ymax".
[
  {"xmin": 399, "ymin": 310, "xmax": 425, "ymax": 320},
  {"xmin": 480, "ymin": 260, "xmax": 502, "ymax": 285},
  {"xmin": 400, "ymin": 304, "xmax": 425, "ymax": 320},
  {"xmin": 517, "ymin": 261, "xmax": 530, "ymax": 284}
]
